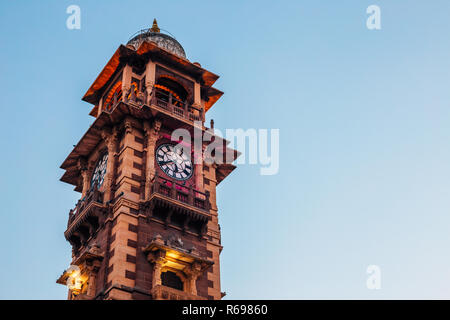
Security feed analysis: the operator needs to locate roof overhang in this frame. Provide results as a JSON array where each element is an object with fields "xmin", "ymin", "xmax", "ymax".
[
  {"xmin": 82, "ymin": 41, "xmax": 222, "ymax": 112},
  {"xmin": 60, "ymin": 102, "xmax": 240, "ymax": 190}
]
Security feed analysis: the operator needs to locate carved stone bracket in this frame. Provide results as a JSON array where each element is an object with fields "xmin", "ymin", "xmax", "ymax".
[
  {"xmin": 152, "ymin": 118, "xmax": 162, "ymax": 135},
  {"xmin": 124, "ymin": 119, "xmax": 133, "ymax": 135}
]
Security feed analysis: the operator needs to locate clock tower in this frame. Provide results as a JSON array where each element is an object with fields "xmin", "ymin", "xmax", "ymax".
[{"xmin": 57, "ymin": 20, "xmax": 238, "ymax": 300}]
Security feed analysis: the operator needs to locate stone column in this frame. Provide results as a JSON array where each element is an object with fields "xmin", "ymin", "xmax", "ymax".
[
  {"xmin": 193, "ymin": 144, "xmax": 204, "ymax": 192},
  {"xmin": 193, "ymin": 82, "xmax": 204, "ymax": 121},
  {"xmin": 122, "ymin": 64, "xmax": 132, "ymax": 102},
  {"xmin": 150, "ymin": 252, "xmax": 166, "ymax": 288},
  {"xmin": 87, "ymin": 272, "xmax": 97, "ymax": 298},
  {"xmin": 194, "ymin": 82, "xmax": 201, "ymax": 106},
  {"xmin": 184, "ymin": 262, "xmax": 202, "ymax": 296},
  {"xmin": 187, "ymin": 276, "xmax": 197, "ymax": 296},
  {"xmin": 102, "ymin": 127, "xmax": 119, "ymax": 203},
  {"xmin": 122, "ymin": 65, "xmax": 132, "ymax": 92},
  {"xmin": 145, "ymin": 60, "xmax": 156, "ymax": 104},
  {"xmin": 86, "ymin": 266, "xmax": 98, "ymax": 298},
  {"xmin": 146, "ymin": 236, "xmax": 166, "ymax": 289},
  {"xmin": 144, "ymin": 119, "xmax": 161, "ymax": 199},
  {"xmin": 192, "ymin": 125, "xmax": 204, "ymax": 192},
  {"xmin": 208, "ymin": 163, "xmax": 219, "ymax": 211},
  {"xmin": 152, "ymin": 261, "xmax": 163, "ymax": 287},
  {"xmin": 77, "ymin": 157, "xmax": 90, "ymax": 197}
]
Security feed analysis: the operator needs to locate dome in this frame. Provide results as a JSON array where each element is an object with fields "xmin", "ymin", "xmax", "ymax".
[{"xmin": 127, "ymin": 19, "xmax": 186, "ymax": 58}]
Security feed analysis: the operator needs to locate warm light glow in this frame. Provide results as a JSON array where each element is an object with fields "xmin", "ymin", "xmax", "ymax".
[
  {"xmin": 65, "ymin": 265, "xmax": 84, "ymax": 292},
  {"xmin": 104, "ymin": 81, "xmax": 123, "ymax": 107},
  {"xmin": 166, "ymin": 251, "xmax": 180, "ymax": 259},
  {"xmin": 154, "ymin": 84, "xmax": 181, "ymax": 102}
]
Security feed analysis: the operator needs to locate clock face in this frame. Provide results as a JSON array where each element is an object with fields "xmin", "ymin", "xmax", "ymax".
[
  {"xmin": 156, "ymin": 143, "xmax": 193, "ymax": 181},
  {"xmin": 91, "ymin": 153, "xmax": 108, "ymax": 189}
]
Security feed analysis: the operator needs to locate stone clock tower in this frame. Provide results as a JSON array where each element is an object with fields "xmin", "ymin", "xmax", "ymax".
[{"xmin": 57, "ymin": 20, "xmax": 238, "ymax": 300}]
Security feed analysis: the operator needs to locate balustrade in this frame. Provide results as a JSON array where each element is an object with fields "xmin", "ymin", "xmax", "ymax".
[
  {"xmin": 101, "ymin": 86, "xmax": 204, "ymax": 122},
  {"xmin": 151, "ymin": 172, "xmax": 210, "ymax": 212}
]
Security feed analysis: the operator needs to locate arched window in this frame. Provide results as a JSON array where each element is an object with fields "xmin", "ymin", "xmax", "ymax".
[
  {"xmin": 161, "ymin": 270, "xmax": 183, "ymax": 291},
  {"xmin": 104, "ymin": 81, "xmax": 123, "ymax": 111},
  {"xmin": 154, "ymin": 76, "xmax": 188, "ymax": 107}
]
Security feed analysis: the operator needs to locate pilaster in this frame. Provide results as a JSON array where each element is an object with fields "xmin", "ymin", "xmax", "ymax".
[
  {"xmin": 101, "ymin": 127, "xmax": 119, "ymax": 203},
  {"xmin": 122, "ymin": 64, "xmax": 132, "ymax": 95},
  {"xmin": 145, "ymin": 60, "xmax": 156, "ymax": 105},
  {"xmin": 143, "ymin": 119, "xmax": 161, "ymax": 199}
]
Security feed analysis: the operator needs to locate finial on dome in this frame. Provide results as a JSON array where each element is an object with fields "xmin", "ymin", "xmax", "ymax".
[{"xmin": 150, "ymin": 19, "xmax": 160, "ymax": 33}]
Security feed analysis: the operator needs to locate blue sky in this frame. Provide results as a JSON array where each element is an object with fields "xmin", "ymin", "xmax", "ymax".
[{"xmin": 1, "ymin": 0, "xmax": 450, "ymax": 299}]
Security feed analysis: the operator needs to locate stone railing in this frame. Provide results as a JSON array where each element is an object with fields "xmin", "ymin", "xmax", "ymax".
[
  {"xmin": 102, "ymin": 86, "xmax": 204, "ymax": 123},
  {"xmin": 151, "ymin": 285, "xmax": 207, "ymax": 300},
  {"xmin": 68, "ymin": 186, "xmax": 103, "ymax": 228},
  {"xmin": 149, "ymin": 88, "xmax": 203, "ymax": 122},
  {"xmin": 151, "ymin": 173, "xmax": 210, "ymax": 212}
]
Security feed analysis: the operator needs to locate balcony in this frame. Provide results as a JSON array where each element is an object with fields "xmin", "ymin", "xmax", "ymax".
[
  {"xmin": 151, "ymin": 89, "xmax": 203, "ymax": 122},
  {"xmin": 67, "ymin": 187, "xmax": 103, "ymax": 227},
  {"xmin": 140, "ymin": 174, "xmax": 211, "ymax": 236},
  {"xmin": 151, "ymin": 285, "xmax": 207, "ymax": 300},
  {"xmin": 103, "ymin": 87, "xmax": 203, "ymax": 124},
  {"xmin": 65, "ymin": 186, "xmax": 107, "ymax": 249},
  {"xmin": 151, "ymin": 173, "xmax": 210, "ymax": 213}
]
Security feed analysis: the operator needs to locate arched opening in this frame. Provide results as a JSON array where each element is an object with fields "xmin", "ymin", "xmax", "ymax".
[
  {"xmin": 161, "ymin": 270, "xmax": 183, "ymax": 291},
  {"xmin": 154, "ymin": 76, "xmax": 188, "ymax": 108},
  {"xmin": 104, "ymin": 81, "xmax": 123, "ymax": 111}
]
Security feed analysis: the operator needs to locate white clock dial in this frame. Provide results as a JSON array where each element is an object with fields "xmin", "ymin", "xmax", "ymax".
[
  {"xmin": 90, "ymin": 153, "xmax": 108, "ymax": 189},
  {"xmin": 156, "ymin": 144, "xmax": 193, "ymax": 181}
]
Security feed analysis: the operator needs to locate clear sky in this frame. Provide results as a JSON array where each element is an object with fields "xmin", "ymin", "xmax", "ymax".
[{"xmin": 1, "ymin": 0, "xmax": 450, "ymax": 299}]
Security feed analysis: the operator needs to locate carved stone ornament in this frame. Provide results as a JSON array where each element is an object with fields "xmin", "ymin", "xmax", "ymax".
[
  {"xmin": 124, "ymin": 120, "xmax": 133, "ymax": 134},
  {"xmin": 153, "ymin": 119, "xmax": 162, "ymax": 134}
]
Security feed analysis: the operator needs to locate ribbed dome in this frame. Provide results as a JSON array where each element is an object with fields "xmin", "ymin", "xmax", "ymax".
[{"xmin": 127, "ymin": 19, "xmax": 186, "ymax": 58}]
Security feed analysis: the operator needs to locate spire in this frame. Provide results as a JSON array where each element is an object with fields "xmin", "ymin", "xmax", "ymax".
[{"xmin": 150, "ymin": 19, "xmax": 160, "ymax": 33}]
